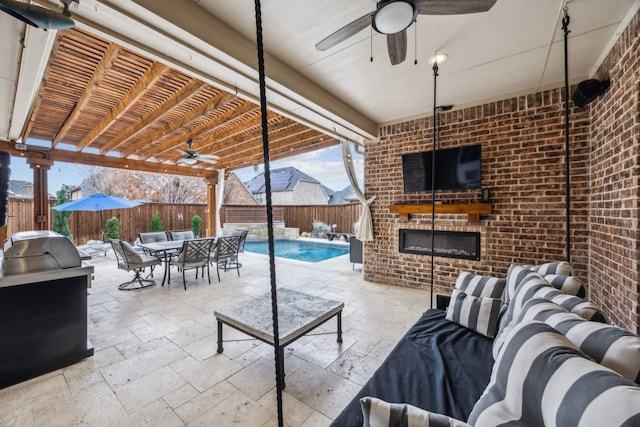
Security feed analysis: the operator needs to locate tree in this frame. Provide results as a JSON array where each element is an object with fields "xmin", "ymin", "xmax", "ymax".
[
  {"xmin": 150, "ymin": 211, "xmax": 164, "ymax": 232},
  {"xmin": 82, "ymin": 167, "xmax": 207, "ymax": 203},
  {"xmin": 52, "ymin": 185, "xmax": 73, "ymax": 240},
  {"xmin": 191, "ymin": 215, "xmax": 202, "ymax": 237},
  {"xmin": 105, "ymin": 216, "xmax": 120, "ymax": 240}
]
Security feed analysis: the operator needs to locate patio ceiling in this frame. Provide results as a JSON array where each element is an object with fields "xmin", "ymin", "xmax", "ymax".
[
  {"xmin": 0, "ymin": 0, "xmax": 638, "ymax": 179},
  {"xmin": 2, "ymin": 26, "xmax": 339, "ymax": 178}
]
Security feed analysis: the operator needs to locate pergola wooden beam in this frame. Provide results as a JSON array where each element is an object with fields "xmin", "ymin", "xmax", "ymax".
[
  {"xmin": 135, "ymin": 96, "xmax": 254, "ymax": 161},
  {"xmin": 0, "ymin": 141, "xmax": 217, "ymax": 178},
  {"xmin": 99, "ymin": 79, "xmax": 208, "ymax": 155},
  {"xmin": 53, "ymin": 43, "xmax": 122, "ymax": 147},
  {"xmin": 75, "ymin": 62, "xmax": 168, "ymax": 151}
]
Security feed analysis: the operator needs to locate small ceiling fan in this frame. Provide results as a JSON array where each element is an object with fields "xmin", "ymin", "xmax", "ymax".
[
  {"xmin": 177, "ymin": 139, "xmax": 219, "ymax": 166},
  {"xmin": 315, "ymin": 0, "xmax": 497, "ymax": 65}
]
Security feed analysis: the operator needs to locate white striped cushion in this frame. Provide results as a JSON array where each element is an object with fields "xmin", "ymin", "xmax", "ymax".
[
  {"xmin": 446, "ymin": 289, "xmax": 502, "ymax": 338},
  {"xmin": 455, "ymin": 271, "xmax": 506, "ymax": 299},
  {"xmin": 493, "ymin": 270, "xmax": 607, "ymax": 359},
  {"xmin": 504, "ymin": 262, "xmax": 574, "ymax": 305},
  {"xmin": 544, "ymin": 274, "xmax": 586, "ymax": 297},
  {"xmin": 528, "ymin": 260, "xmax": 574, "ymax": 276},
  {"xmin": 469, "ymin": 321, "xmax": 640, "ymax": 427},
  {"xmin": 360, "ymin": 397, "xmax": 470, "ymax": 427},
  {"xmin": 519, "ymin": 298, "xmax": 640, "ymax": 384}
]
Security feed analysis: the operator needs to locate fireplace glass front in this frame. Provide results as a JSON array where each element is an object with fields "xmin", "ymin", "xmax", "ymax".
[{"xmin": 399, "ymin": 229, "xmax": 480, "ymax": 261}]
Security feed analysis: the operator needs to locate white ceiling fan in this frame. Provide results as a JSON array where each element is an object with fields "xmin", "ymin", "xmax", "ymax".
[{"xmin": 177, "ymin": 139, "xmax": 219, "ymax": 165}]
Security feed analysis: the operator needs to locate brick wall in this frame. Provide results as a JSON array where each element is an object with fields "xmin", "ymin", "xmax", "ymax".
[
  {"xmin": 364, "ymin": 10, "xmax": 640, "ymax": 332},
  {"xmin": 366, "ymin": 91, "xmax": 590, "ymax": 295},
  {"xmin": 587, "ymin": 11, "xmax": 639, "ymax": 332}
]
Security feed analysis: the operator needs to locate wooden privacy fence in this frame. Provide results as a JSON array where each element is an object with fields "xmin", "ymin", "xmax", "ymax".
[
  {"xmin": 67, "ymin": 203, "xmax": 206, "ymax": 245},
  {"xmin": 4, "ymin": 199, "xmax": 206, "ymax": 245},
  {"xmin": 220, "ymin": 204, "xmax": 362, "ymax": 234},
  {"xmin": 5, "ymin": 200, "xmax": 362, "ymax": 245}
]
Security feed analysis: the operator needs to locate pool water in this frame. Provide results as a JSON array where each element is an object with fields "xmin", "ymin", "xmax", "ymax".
[{"xmin": 243, "ymin": 239, "xmax": 348, "ymax": 262}]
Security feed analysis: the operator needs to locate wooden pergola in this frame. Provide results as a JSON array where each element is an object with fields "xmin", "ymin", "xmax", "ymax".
[{"xmin": 0, "ymin": 27, "xmax": 339, "ymax": 238}]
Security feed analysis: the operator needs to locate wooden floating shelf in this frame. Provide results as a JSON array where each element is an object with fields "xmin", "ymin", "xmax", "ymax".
[{"xmin": 389, "ymin": 203, "xmax": 492, "ymax": 224}]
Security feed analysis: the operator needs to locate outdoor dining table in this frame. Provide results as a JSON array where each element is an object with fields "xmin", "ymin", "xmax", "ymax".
[
  {"xmin": 140, "ymin": 238, "xmax": 219, "ymax": 286},
  {"xmin": 137, "ymin": 240, "xmax": 184, "ymax": 286}
]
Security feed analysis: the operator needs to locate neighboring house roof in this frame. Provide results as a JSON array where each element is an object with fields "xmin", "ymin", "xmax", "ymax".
[
  {"xmin": 7, "ymin": 180, "xmax": 33, "ymax": 198},
  {"xmin": 327, "ymin": 185, "xmax": 358, "ymax": 205},
  {"xmin": 244, "ymin": 167, "xmax": 322, "ymax": 194}
]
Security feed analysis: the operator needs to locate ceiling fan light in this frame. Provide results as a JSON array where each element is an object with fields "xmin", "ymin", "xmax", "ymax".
[
  {"xmin": 181, "ymin": 158, "xmax": 197, "ymax": 165},
  {"xmin": 372, "ymin": 1, "xmax": 416, "ymax": 35}
]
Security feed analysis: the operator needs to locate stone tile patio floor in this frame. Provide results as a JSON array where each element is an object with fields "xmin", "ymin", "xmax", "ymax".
[{"xmin": 0, "ymin": 249, "xmax": 431, "ymax": 426}]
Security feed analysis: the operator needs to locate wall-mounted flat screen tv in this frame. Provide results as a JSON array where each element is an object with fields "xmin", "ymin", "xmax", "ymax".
[{"xmin": 402, "ymin": 144, "xmax": 481, "ymax": 192}]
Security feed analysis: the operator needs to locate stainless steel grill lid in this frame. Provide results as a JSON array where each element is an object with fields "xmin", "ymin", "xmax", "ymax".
[{"xmin": 3, "ymin": 231, "xmax": 82, "ymax": 275}]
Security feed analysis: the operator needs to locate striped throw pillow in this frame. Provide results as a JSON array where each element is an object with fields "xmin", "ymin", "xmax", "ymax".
[
  {"xmin": 493, "ymin": 270, "xmax": 607, "ymax": 359},
  {"xmin": 544, "ymin": 274, "xmax": 586, "ymax": 298},
  {"xmin": 455, "ymin": 271, "xmax": 506, "ymax": 299},
  {"xmin": 519, "ymin": 298, "xmax": 640, "ymax": 384},
  {"xmin": 528, "ymin": 260, "xmax": 574, "ymax": 275},
  {"xmin": 504, "ymin": 261, "xmax": 574, "ymax": 305},
  {"xmin": 360, "ymin": 397, "xmax": 470, "ymax": 427},
  {"xmin": 469, "ymin": 321, "xmax": 640, "ymax": 427},
  {"xmin": 446, "ymin": 289, "xmax": 502, "ymax": 338}
]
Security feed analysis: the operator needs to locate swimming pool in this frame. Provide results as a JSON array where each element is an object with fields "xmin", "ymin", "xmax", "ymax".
[{"xmin": 243, "ymin": 239, "xmax": 349, "ymax": 263}]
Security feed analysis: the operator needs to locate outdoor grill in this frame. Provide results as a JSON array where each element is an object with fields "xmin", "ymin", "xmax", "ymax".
[
  {"xmin": 0, "ymin": 230, "xmax": 94, "ymax": 389},
  {"xmin": 2, "ymin": 230, "xmax": 82, "ymax": 275}
]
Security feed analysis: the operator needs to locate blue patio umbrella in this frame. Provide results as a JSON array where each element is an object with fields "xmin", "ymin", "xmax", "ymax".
[{"xmin": 52, "ymin": 194, "xmax": 141, "ymax": 241}]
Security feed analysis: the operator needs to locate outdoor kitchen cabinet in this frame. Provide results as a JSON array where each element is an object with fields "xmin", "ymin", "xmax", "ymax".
[
  {"xmin": 0, "ymin": 266, "xmax": 94, "ymax": 389},
  {"xmin": 0, "ymin": 231, "xmax": 94, "ymax": 389}
]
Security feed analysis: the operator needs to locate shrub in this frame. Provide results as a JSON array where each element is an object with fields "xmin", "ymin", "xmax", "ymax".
[
  {"xmin": 311, "ymin": 219, "xmax": 331, "ymax": 238},
  {"xmin": 52, "ymin": 186, "xmax": 73, "ymax": 240},
  {"xmin": 191, "ymin": 214, "xmax": 202, "ymax": 238},
  {"xmin": 105, "ymin": 216, "xmax": 120, "ymax": 240},
  {"xmin": 150, "ymin": 211, "xmax": 164, "ymax": 231}
]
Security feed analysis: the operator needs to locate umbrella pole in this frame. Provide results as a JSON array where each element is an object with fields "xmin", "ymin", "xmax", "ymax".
[{"xmin": 100, "ymin": 211, "xmax": 105, "ymax": 242}]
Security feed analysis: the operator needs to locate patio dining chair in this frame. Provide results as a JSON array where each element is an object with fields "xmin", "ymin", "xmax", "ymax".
[
  {"xmin": 229, "ymin": 229, "xmax": 249, "ymax": 269},
  {"xmin": 110, "ymin": 239, "xmax": 161, "ymax": 291},
  {"xmin": 210, "ymin": 235, "xmax": 242, "ymax": 281},
  {"xmin": 169, "ymin": 238, "xmax": 216, "ymax": 290},
  {"xmin": 168, "ymin": 229, "xmax": 196, "ymax": 241}
]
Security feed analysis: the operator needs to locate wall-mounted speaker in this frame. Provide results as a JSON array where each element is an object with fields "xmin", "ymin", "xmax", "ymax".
[
  {"xmin": 0, "ymin": 151, "xmax": 10, "ymax": 227},
  {"xmin": 572, "ymin": 79, "xmax": 611, "ymax": 107}
]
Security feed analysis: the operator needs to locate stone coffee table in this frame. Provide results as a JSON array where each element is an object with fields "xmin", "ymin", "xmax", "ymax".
[{"xmin": 214, "ymin": 288, "xmax": 344, "ymax": 385}]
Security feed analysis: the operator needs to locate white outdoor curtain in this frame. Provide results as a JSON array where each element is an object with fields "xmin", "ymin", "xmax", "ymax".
[{"xmin": 341, "ymin": 140, "xmax": 375, "ymax": 241}]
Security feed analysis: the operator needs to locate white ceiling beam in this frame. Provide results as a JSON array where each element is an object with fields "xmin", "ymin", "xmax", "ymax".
[{"xmin": 10, "ymin": 25, "xmax": 57, "ymax": 141}]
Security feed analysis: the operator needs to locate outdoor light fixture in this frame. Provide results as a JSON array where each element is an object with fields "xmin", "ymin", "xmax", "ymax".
[
  {"xmin": 181, "ymin": 157, "xmax": 197, "ymax": 165},
  {"xmin": 429, "ymin": 52, "xmax": 448, "ymax": 65},
  {"xmin": 0, "ymin": 0, "xmax": 76, "ymax": 30},
  {"xmin": 372, "ymin": 0, "xmax": 417, "ymax": 34}
]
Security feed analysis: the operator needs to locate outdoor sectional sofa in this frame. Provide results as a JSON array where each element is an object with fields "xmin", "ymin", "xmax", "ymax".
[{"xmin": 331, "ymin": 262, "xmax": 640, "ymax": 426}]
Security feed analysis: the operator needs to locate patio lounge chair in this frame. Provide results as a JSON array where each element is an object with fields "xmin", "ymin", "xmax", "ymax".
[
  {"xmin": 169, "ymin": 238, "xmax": 216, "ymax": 290},
  {"xmin": 110, "ymin": 239, "xmax": 161, "ymax": 290},
  {"xmin": 210, "ymin": 235, "xmax": 242, "ymax": 281}
]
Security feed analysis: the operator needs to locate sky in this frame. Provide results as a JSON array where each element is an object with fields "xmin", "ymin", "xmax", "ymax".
[{"xmin": 8, "ymin": 144, "xmax": 364, "ymax": 195}]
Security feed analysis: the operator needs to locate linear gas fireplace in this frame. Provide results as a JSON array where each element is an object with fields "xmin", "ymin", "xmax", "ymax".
[{"xmin": 399, "ymin": 229, "xmax": 480, "ymax": 261}]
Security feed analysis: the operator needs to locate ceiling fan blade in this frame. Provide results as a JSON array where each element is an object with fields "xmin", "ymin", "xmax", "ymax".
[
  {"xmin": 387, "ymin": 30, "xmax": 407, "ymax": 65},
  {"xmin": 197, "ymin": 158, "xmax": 218, "ymax": 165},
  {"xmin": 315, "ymin": 12, "xmax": 374, "ymax": 51},
  {"xmin": 177, "ymin": 149, "xmax": 190, "ymax": 156},
  {"xmin": 199, "ymin": 154, "xmax": 220, "ymax": 160},
  {"xmin": 414, "ymin": 0, "xmax": 497, "ymax": 15}
]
